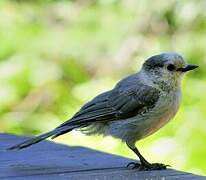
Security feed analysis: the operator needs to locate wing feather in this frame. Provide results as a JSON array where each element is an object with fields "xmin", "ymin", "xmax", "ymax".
[{"xmin": 56, "ymin": 83, "xmax": 160, "ymax": 129}]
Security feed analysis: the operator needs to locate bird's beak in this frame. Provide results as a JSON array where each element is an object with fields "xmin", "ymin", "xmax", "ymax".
[{"xmin": 177, "ymin": 64, "xmax": 199, "ymax": 72}]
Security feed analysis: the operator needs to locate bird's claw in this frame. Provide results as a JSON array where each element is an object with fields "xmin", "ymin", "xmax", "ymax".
[
  {"xmin": 143, "ymin": 163, "xmax": 169, "ymax": 170},
  {"xmin": 127, "ymin": 162, "xmax": 141, "ymax": 169},
  {"xmin": 127, "ymin": 162, "xmax": 170, "ymax": 171}
]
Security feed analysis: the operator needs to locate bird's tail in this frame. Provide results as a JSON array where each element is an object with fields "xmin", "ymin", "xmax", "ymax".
[{"xmin": 7, "ymin": 125, "xmax": 76, "ymax": 150}]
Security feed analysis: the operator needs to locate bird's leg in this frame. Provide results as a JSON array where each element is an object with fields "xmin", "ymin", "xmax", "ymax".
[{"xmin": 127, "ymin": 144, "xmax": 169, "ymax": 170}]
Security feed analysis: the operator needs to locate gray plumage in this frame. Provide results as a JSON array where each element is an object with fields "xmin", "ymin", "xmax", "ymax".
[{"xmin": 7, "ymin": 52, "xmax": 198, "ymax": 170}]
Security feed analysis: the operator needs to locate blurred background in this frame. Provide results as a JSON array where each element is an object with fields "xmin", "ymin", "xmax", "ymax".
[{"xmin": 0, "ymin": 0, "xmax": 206, "ymax": 176}]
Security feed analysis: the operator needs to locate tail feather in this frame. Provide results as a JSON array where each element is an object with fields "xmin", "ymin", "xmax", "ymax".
[
  {"xmin": 7, "ymin": 130, "xmax": 58, "ymax": 150},
  {"xmin": 51, "ymin": 130, "xmax": 69, "ymax": 139},
  {"xmin": 7, "ymin": 125, "xmax": 77, "ymax": 150},
  {"xmin": 51, "ymin": 124, "xmax": 80, "ymax": 139}
]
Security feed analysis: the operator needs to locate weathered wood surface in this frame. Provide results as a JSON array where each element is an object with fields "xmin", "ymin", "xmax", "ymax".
[{"xmin": 0, "ymin": 133, "xmax": 205, "ymax": 180}]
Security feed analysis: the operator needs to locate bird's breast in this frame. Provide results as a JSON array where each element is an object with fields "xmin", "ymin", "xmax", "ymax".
[
  {"xmin": 106, "ymin": 89, "xmax": 181, "ymax": 143},
  {"xmin": 134, "ymin": 89, "xmax": 181, "ymax": 139}
]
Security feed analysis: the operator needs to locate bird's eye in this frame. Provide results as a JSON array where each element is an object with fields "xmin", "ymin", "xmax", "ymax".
[{"xmin": 167, "ymin": 64, "xmax": 175, "ymax": 71}]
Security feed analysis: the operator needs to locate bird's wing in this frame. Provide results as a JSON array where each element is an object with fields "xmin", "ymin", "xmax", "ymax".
[{"xmin": 56, "ymin": 83, "xmax": 160, "ymax": 128}]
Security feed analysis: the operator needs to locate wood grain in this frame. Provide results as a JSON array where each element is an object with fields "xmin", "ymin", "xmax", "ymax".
[{"xmin": 1, "ymin": 133, "xmax": 205, "ymax": 180}]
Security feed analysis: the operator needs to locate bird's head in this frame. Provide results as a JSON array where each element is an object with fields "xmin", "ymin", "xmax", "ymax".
[{"xmin": 142, "ymin": 52, "xmax": 198, "ymax": 90}]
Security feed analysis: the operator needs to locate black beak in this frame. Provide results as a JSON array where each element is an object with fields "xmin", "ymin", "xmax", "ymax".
[{"xmin": 178, "ymin": 64, "xmax": 199, "ymax": 72}]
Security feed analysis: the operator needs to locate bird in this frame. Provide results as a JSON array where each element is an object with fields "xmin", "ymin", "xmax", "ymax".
[{"xmin": 7, "ymin": 52, "xmax": 198, "ymax": 170}]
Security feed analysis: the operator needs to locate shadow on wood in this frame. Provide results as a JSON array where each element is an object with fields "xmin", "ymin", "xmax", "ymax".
[{"xmin": 1, "ymin": 133, "xmax": 205, "ymax": 180}]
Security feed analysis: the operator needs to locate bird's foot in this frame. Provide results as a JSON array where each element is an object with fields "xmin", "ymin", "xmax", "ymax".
[
  {"xmin": 127, "ymin": 162, "xmax": 141, "ymax": 169},
  {"xmin": 127, "ymin": 162, "xmax": 170, "ymax": 171}
]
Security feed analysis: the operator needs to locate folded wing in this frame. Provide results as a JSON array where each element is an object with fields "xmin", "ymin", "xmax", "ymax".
[{"xmin": 55, "ymin": 83, "xmax": 160, "ymax": 132}]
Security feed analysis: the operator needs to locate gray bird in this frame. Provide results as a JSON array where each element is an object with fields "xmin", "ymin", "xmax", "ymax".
[{"xmin": 8, "ymin": 52, "xmax": 198, "ymax": 170}]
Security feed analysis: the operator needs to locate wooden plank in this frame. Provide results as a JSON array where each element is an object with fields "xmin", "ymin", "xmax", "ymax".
[{"xmin": 0, "ymin": 133, "xmax": 205, "ymax": 180}]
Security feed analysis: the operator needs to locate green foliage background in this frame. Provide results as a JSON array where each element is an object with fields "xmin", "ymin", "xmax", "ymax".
[{"xmin": 0, "ymin": 0, "xmax": 206, "ymax": 175}]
